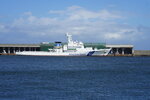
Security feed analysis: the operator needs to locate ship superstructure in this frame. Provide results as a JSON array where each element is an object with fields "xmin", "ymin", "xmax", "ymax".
[{"xmin": 16, "ymin": 33, "xmax": 111, "ymax": 56}]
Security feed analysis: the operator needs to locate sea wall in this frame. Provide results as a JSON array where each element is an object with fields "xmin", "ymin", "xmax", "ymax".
[{"xmin": 134, "ymin": 50, "xmax": 150, "ymax": 56}]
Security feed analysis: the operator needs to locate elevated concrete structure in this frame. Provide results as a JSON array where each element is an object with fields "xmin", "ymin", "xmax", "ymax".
[
  {"xmin": 0, "ymin": 44, "xmax": 40, "ymax": 47},
  {"xmin": 106, "ymin": 44, "xmax": 133, "ymax": 48},
  {"xmin": 0, "ymin": 44, "xmax": 134, "ymax": 56},
  {"xmin": 0, "ymin": 44, "xmax": 40, "ymax": 54},
  {"xmin": 106, "ymin": 44, "xmax": 134, "ymax": 55}
]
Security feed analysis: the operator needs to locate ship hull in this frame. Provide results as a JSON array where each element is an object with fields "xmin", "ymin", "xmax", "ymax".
[
  {"xmin": 16, "ymin": 49, "xmax": 111, "ymax": 56},
  {"xmin": 91, "ymin": 49, "xmax": 111, "ymax": 56},
  {"xmin": 16, "ymin": 51, "xmax": 88, "ymax": 56}
]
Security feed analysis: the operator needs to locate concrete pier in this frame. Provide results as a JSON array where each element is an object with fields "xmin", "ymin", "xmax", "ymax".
[
  {"xmin": 0, "ymin": 44, "xmax": 40, "ymax": 55},
  {"xmin": 106, "ymin": 44, "xmax": 133, "ymax": 56},
  {"xmin": 0, "ymin": 44, "xmax": 143, "ymax": 56},
  {"xmin": 134, "ymin": 50, "xmax": 150, "ymax": 56}
]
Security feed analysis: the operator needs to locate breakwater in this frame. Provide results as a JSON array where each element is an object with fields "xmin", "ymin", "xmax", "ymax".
[{"xmin": 134, "ymin": 50, "xmax": 150, "ymax": 56}]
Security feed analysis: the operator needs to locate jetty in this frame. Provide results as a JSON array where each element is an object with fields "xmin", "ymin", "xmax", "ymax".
[{"xmin": 0, "ymin": 43, "xmax": 141, "ymax": 56}]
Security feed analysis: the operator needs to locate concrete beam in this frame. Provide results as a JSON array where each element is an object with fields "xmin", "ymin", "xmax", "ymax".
[
  {"xmin": 106, "ymin": 44, "xmax": 133, "ymax": 48},
  {"xmin": 0, "ymin": 44, "xmax": 40, "ymax": 47}
]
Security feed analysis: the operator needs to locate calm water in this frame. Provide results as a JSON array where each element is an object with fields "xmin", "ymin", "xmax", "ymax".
[{"xmin": 0, "ymin": 56, "xmax": 150, "ymax": 100}]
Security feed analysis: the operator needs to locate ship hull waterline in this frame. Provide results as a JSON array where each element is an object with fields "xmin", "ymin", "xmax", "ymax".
[{"xmin": 15, "ymin": 51, "xmax": 110, "ymax": 56}]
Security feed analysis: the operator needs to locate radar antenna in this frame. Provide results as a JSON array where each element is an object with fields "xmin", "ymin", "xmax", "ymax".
[{"xmin": 66, "ymin": 33, "xmax": 73, "ymax": 43}]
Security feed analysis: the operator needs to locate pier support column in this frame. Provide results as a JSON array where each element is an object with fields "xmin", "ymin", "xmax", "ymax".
[
  {"xmin": 24, "ymin": 47, "xmax": 26, "ymax": 51},
  {"xmin": 122, "ymin": 48, "xmax": 124, "ymax": 55},
  {"xmin": 34, "ymin": 48, "xmax": 36, "ymax": 51},
  {"xmin": 132, "ymin": 48, "xmax": 134, "ymax": 55},
  {"xmin": 18, "ymin": 48, "xmax": 20, "ymax": 52},
  {"xmin": 116, "ymin": 48, "xmax": 119, "ymax": 54},
  {"xmin": 13, "ymin": 47, "xmax": 16, "ymax": 53},
  {"xmin": 8, "ymin": 48, "xmax": 10, "ymax": 54}
]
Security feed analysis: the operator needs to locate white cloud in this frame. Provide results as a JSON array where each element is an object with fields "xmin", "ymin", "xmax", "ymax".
[
  {"xmin": 49, "ymin": 10, "xmax": 65, "ymax": 15},
  {"xmin": 105, "ymin": 33, "xmax": 122, "ymax": 39},
  {"xmin": 98, "ymin": 10, "xmax": 122, "ymax": 20},
  {"xmin": 0, "ymin": 6, "xmax": 149, "ymax": 44},
  {"xmin": 0, "ymin": 24, "xmax": 5, "ymax": 30},
  {"xmin": 48, "ymin": 5, "xmax": 123, "ymax": 20},
  {"xmin": 0, "ymin": 24, "xmax": 9, "ymax": 32},
  {"xmin": 107, "ymin": 4, "xmax": 116, "ymax": 8},
  {"xmin": 23, "ymin": 11, "xmax": 32, "ymax": 16},
  {"xmin": 68, "ymin": 5, "xmax": 82, "ymax": 10}
]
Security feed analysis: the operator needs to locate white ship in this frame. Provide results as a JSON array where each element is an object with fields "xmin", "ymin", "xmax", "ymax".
[{"xmin": 16, "ymin": 33, "xmax": 111, "ymax": 56}]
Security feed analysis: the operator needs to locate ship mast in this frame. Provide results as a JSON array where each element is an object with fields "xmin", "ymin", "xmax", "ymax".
[{"xmin": 66, "ymin": 33, "xmax": 73, "ymax": 44}]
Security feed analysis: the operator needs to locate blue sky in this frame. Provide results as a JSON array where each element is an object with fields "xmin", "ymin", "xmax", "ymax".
[{"xmin": 0, "ymin": 0, "xmax": 150, "ymax": 50}]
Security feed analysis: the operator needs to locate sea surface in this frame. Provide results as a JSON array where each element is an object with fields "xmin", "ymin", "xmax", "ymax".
[{"xmin": 0, "ymin": 56, "xmax": 150, "ymax": 100}]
